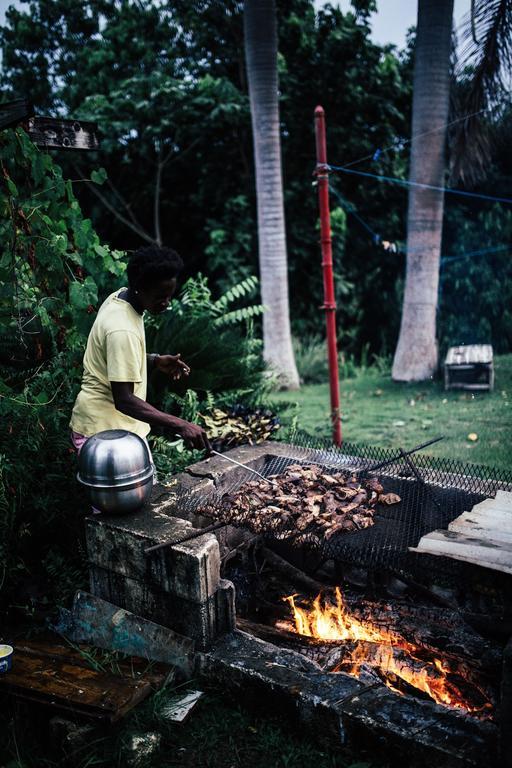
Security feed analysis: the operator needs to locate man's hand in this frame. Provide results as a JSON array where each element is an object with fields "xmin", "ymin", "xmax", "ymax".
[
  {"xmin": 155, "ymin": 353, "xmax": 190, "ymax": 381},
  {"xmin": 175, "ymin": 420, "xmax": 211, "ymax": 452}
]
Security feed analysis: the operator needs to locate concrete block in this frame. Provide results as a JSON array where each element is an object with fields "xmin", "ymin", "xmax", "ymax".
[
  {"xmin": 89, "ymin": 566, "xmax": 234, "ymax": 650},
  {"xmin": 86, "ymin": 511, "xmax": 220, "ymax": 603},
  {"xmin": 64, "ymin": 590, "xmax": 195, "ymax": 679},
  {"xmin": 201, "ymin": 629, "xmax": 498, "ymax": 767}
]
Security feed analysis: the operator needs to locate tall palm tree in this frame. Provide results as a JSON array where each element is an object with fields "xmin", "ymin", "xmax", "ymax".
[
  {"xmin": 392, "ymin": 0, "xmax": 454, "ymax": 382},
  {"xmin": 392, "ymin": 0, "xmax": 512, "ymax": 382},
  {"xmin": 450, "ymin": 0, "xmax": 512, "ymax": 186},
  {"xmin": 243, "ymin": 0, "xmax": 300, "ymax": 389}
]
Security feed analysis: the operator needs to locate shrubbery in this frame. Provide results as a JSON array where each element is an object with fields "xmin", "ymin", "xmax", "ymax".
[{"xmin": 0, "ymin": 130, "xmax": 271, "ymax": 615}]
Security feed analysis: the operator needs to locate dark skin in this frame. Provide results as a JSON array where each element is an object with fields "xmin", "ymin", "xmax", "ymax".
[{"xmin": 111, "ymin": 278, "xmax": 211, "ymax": 452}]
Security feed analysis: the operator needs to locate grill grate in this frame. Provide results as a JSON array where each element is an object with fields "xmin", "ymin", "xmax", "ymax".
[{"xmin": 174, "ymin": 431, "xmax": 512, "ymax": 578}]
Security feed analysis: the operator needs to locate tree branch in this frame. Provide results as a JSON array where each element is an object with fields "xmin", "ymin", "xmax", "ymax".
[
  {"xmin": 161, "ymin": 137, "xmax": 201, "ymax": 168},
  {"xmin": 154, "ymin": 144, "xmax": 163, "ymax": 246},
  {"xmin": 87, "ymin": 182, "xmax": 157, "ymax": 245},
  {"xmin": 106, "ymin": 177, "xmax": 144, "ymax": 229},
  {"xmin": 71, "ymin": 163, "xmax": 156, "ymax": 244}
]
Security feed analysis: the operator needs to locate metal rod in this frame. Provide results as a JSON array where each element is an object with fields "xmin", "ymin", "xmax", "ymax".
[
  {"xmin": 210, "ymin": 449, "xmax": 276, "ymax": 487},
  {"xmin": 361, "ymin": 436, "xmax": 445, "ymax": 475},
  {"xmin": 315, "ymin": 105, "xmax": 342, "ymax": 446},
  {"xmin": 144, "ymin": 521, "xmax": 227, "ymax": 555},
  {"xmin": 397, "ymin": 445, "xmax": 442, "ymax": 513}
]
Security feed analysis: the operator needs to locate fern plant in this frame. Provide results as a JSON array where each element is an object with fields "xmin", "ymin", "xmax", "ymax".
[{"xmin": 146, "ymin": 273, "xmax": 269, "ymax": 409}]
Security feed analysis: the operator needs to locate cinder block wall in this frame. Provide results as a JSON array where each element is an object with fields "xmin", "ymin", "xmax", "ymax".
[{"xmin": 86, "ymin": 506, "xmax": 235, "ymax": 651}]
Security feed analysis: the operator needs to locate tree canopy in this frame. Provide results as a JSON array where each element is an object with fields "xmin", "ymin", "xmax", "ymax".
[{"xmin": 1, "ymin": 0, "xmax": 511, "ymax": 356}]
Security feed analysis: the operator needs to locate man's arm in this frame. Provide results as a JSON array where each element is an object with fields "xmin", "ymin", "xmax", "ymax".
[{"xmin": 111, "ymin": 381, "xmax": 210, "ymax": 451}]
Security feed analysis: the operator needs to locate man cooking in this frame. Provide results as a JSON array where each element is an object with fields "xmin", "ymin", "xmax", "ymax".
[{"xmin": 70, "ymin": 244, "xmax": 210, "ymax": 458}]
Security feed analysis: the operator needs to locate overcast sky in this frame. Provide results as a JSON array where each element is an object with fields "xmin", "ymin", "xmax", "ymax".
[{"xmin": 0, "ymin": 0, "xmax": 472, "ymax": 51}]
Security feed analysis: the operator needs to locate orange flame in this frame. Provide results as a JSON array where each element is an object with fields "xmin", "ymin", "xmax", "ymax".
[{"xmin": 283, "ymin": 588, "xmax": 491, "ymax": 715}]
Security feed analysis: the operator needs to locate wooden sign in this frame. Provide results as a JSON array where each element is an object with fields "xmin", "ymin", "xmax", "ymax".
[
  {"xmin": 0, "ymin": 98, "xmax": 34, "ymax": 131},
  {"xmin": 27, "ymin": 116, "xmax": 99, "ymax": 151}
]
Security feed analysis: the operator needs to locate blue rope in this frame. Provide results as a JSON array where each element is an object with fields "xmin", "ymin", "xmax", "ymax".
[
  {"xmin": 328, "ymin": 164, "xmax": 512, "ymax": 206},
  {"xmin": 329, "ymin": 185, "xmax": 381, "ymax": 242},
  {"xmin": 441, "ymin": 244, "xmax": 510, "ymax": 265},
  {"xmin": 325, "ymin": 184, "xmax": 510, "ymax": 266}
]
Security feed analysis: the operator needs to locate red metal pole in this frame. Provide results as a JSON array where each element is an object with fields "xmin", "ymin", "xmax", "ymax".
[{"xmin": 314, "ymin": 105, "xmax": 342, "ymax": 446}]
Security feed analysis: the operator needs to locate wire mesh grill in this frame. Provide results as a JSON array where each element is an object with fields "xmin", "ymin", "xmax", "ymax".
[{"xmin": 175, "ymin": 431, "xmax": 512, "ymax": 577}]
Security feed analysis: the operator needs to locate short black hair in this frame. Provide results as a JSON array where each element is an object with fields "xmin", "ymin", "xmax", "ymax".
[{"xmin": 127, "ymin": 245, "xmax": 184, "ymax": 289}]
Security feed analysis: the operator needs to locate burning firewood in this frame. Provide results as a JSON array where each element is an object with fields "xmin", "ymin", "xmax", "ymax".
[{"xmin": 200, "ymin": 464, "xmax": 401, "ymax": 541}]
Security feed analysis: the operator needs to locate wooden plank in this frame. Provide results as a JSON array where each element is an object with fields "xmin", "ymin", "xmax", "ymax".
[
  {"xmin": 0, "ymin": 640, "xmax": 170, "ymax": 721},
  {"xmin": 410, "ymin": 530, "xmax": 512, "ymax": 574},
  {"xmin": 448, "ymin": 519, "xmax": 512, "ymax": 545},
  {"xmin": 27, "ymin": 117, "xmax": 99, "ymax": 150},
  {"xmin": 496, "ymin": 490, "xmax": 512, "ymax": 505},
  {"xmin": 445, "ymin": 345, "xmax": 493, "ymax": 365},
  {"xmin": 0, "ymin": 99, "xmax": 35, "ymax": 131},
  {"xmin": 454, "ymin": 510, "xmax": 512, "ymax": 530},
  {"xmin": 470, "ymin": 499, "xmax": 512, "ymax": 517},
  {"xmin": 448, "ymin": 509, "xmax": 512, "ymax": 532}
]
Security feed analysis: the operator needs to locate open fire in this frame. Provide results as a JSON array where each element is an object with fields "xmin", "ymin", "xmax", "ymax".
[{"xmin": 279, "ymin": 588, "xmax": 493, "ymax": 717}]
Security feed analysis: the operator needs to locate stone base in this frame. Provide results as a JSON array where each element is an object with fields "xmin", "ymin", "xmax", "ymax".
[
  {"xmin": 200, "ymin": 630, "xmax": 498, "ymax": 768},
  {"xmin": 90, "ymin": 566, "xmax": 234, "ymax": 650}
]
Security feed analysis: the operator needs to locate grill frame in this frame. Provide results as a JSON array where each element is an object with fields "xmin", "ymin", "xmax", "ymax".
[{"xmin": 171, "ymin": 434, "xmax": 512, "ymax": 580}]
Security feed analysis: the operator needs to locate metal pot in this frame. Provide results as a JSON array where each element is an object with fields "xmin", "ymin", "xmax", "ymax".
[{"xmin": 77, "ymin": 429, "xmax": 153, "ymax": 514}]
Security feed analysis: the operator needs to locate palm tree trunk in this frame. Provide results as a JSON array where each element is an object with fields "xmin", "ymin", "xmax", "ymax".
[
  {"xmin": 392, "ymin": 0, "xmax": 454, "ymax": 382},
  {"xmin": 244, "ymin": 0, "xmax": 300, "ymax": 389}
]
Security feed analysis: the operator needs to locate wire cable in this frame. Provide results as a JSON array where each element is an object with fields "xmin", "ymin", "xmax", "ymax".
[
  {"xmin": 328, "ymin": 185, "xmax": 510, "ymax": 265},
  {"xmin": 339, "ymin": 108, "xmax": 491, "ymax": 170},
  {"xmin": 327, "ymin": 164, "xmax": 512, "ymax": 205}
]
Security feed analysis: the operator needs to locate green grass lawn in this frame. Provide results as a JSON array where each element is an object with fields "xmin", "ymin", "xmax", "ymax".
[{"xmin": 272, "ymin": 354, "xmax": 512, "ymax": 471}]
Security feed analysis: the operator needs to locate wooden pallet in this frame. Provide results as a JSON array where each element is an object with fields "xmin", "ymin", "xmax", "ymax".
[
  {"xmin": 410, "ymin": 490, "xmax": 512, "ymax": 574},
  {"xmin": 0, "ymin": 639, "xmax": 171, "ymax": 721}
]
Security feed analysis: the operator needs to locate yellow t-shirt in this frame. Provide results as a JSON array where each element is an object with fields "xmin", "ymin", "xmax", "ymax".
[{"xmin": 70, "ymin": 289, "xmax": 150, "ymax": 438}]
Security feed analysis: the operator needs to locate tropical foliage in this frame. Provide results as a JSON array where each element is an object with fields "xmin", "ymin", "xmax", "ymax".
[
  {"xmin": 0, "ymin": 126, "xmax": 123, "ymax": 608},
  {"xmin": 0, "ymin": 130, "xmax": 271, "ymax": 611}
]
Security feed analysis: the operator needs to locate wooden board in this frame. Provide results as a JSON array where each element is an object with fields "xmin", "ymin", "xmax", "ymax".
[
  {"xmin": 449, "ymin": 515, "xmax": 512, "ymax": 545},
  {"xmin": 445, "ymin": 345, "xmax": 493, "ymax": 366},
  {"xmin": 27, "ymin": 117, "xmax": 99, "ymax": 151},
  {"xmin": 0, "ymin": 639, "xmax": 171, "ymax": 721},
  {"xmin": 0, "ymin": 99, "xmax": 34, "ymax": 131},
  {"xmin": 410, "ymin": 530, "xmax": 512, "ymax": 574},
  {"xmin": 410, "ymin": 491, "xmax": 512, "ymax": 574}
]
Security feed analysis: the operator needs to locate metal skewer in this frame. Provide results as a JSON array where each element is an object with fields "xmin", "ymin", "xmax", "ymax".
[{"xmin": 209, "ymin": 449, "xmax": 278, "ymax": 487}]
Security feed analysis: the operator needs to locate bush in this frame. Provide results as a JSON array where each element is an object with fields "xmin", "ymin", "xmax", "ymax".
[
  {"xmin": 293, "ymin": 336, "xmax": 391, "ymax": 384},
  {"xmin": 0, "ymin": 129, "xmax": 126, "ymax": 612},
  {"xmin": 146, "ymin": 273, "xmax": 270, "ymax": 410},
  {"xmin": 293, "ymin": 336, "xmax": 329, "ymax": 384}
]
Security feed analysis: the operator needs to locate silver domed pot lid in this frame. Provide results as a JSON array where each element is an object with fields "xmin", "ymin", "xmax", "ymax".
[{"xmin": 77, "ymin": 429, "xmax": 153, "ymax": 490}]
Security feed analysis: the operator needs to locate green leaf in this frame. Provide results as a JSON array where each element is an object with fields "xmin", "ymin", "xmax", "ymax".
[
  {"xmin": 51, "ymin": 233, "xmax": 68, "ymax": 254},
  {"xmin": 69, "ymin": 276, "xmax": 98, "ymax": 310},
  {"xmin": 0, "ymin": 250, "xmax": 12, "ymax": 269},
  {"xmin": 6, "ymin": 179, "xmax": 18, "ymax": 197},
  {"xmin": 91, "ymin": 167, "xmax": 107, "ymax": 186},
  {"xmin": 31, "ymin": 152, "xmax": 52, "ymax": 186},
  {"xmin": 94, "ymin": 244, "xmax": 109, "ymax": 258}
]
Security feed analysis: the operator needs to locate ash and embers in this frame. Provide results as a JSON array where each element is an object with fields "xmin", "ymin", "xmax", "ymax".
[{"xmin": 278, "ymin": 587, "xmax": 493, "ymax": 717}]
